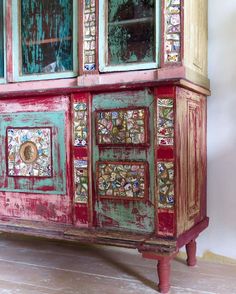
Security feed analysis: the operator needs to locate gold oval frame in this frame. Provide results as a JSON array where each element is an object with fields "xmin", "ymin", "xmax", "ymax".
[{"xmin": 19, "ymin": 141, "xmax": 38, "ymax": 164}]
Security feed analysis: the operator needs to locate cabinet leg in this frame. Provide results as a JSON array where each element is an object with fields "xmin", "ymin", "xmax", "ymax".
[
  {"xmin": 157, "ymin": 258, "xmax": 171, "ymax": 293},
  {"xmin": 186, "ymin": 239, "xmax": 197, "ymax": 266}
]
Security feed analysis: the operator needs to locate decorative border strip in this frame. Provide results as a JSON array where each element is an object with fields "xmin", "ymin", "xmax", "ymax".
[
  {"xmin": 156, "ymin": 94, "xmax": 175, "ymax": 236},
  {"xmin": 157, "ymin": 161, "xmax": 174, "ymax": 209},
  {"xmin": 83, "ymin": 0, "xmax": 96, "ymax": 71},
  {"xmin": 157, "ymin": 98, "xmax": 174, "ymax": 146},
  {"xmin": 164, "ymin": 0, "xmax": 181, "ymax": 63},
  {"xmin": 74, "ymin": 159, "xmax": 88, "ymax": 203},
  {"xmin": 74, "ymin": 102, "xmax": 88, "ymax": 147}
]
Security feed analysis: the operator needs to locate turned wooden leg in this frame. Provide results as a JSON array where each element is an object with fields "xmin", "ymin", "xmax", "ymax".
[
  {"xmin": 186, "ymin": 239, "xmax": 197, "ymax": 266},
  {"xmin": 157, "ymin": 258, "xmax": 171, "ymax": 293}
]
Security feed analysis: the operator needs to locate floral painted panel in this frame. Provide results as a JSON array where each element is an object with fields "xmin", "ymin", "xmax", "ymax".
[
  {"xmin": 164, "ymin": 0, "xmax": 181, "ymax": 63},
  {"xmin": 96, "ymin": 108, "xmax": 147, "ymax": 145},
  {"xmin": 74, "ymin": 159, "xmax": 88, "ymax": 203},
  {"xmin": 7, "ymin": 128, "xmax": 52, "ymax": 177},
  {"xmin": 97, "ymin": 162, "xmax": 147, "ymax": 199},
  {"xmin": 157, "ymin": 99, "xmax": 174, "ymax": 146},
  {"xmin": 74, "ymin": 103, "xmax": 88, "ymax": 147},
  {"xmin": 157, "ymin": 162, "xmax": 174, "ymax": 208},
  {"xmin": 84, "ymin": 0, "xmax": 96, "ymax": 71}
]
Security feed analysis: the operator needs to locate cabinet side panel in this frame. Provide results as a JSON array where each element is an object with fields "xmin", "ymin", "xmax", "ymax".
[
  {"xmin": 183, "ymin": 0, "xmax": 209, "ymax": 88},
  {"xmin": 176, "ymin": 87, "xmax": 207, "ymax": 235}
]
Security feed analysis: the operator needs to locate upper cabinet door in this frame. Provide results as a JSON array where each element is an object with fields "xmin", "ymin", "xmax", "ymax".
[
  {"xmin": 12, "ymin": 0, "xmax": 78, "ymax": 82},
  {"xmin": 99, "ymin": 0, "xmax": 160, "ymax": 72}
]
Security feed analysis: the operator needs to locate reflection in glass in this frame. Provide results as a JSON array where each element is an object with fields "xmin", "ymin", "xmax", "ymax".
[
  {"xmin": 21, "ymin": 0, "xmax": 73, "ymax": 75},
  {"xmin": 108, "ymin": 0, "xmax": 155, "ymax": 65}
]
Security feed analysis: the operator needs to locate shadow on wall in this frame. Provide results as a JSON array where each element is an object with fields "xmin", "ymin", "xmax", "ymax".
[{"xmin": 204, "ymin": 3, "xmax": 236, "ymax": 260}]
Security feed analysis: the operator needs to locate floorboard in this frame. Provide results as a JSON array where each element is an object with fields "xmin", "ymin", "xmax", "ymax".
[{"xmin": 0, "ymin": 234, "xmax": 235, "ymax": 294}]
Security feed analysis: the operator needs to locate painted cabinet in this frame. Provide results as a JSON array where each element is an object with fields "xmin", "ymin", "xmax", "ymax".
[{"xmin": 0, "ymin": 1, "xmax": 209, "ymax": 293}]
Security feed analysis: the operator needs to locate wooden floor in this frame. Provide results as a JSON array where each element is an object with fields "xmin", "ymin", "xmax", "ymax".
[{"xmin": 0, "ymin": 234, "xmax": 235, "ymax": 294}]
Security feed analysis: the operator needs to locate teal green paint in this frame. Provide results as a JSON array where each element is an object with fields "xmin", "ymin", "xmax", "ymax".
[
  {"xmin": 99, "ymin": 0, "xmax": 160, "ymax": 72},
  {"xmin": 92, "ymin": 90, "xmax": 153, "ymax": 109},
  {"xmin": 93, "ymin": 90, "xmax": 155, "ymax": 233},
  {"xmin": 0, "ymin": 112, "xmax": 66, "ymax": 195},
  {"xmin": 95, "ymin": 200, "xmax": 154, "ymax": 233},
  {"xmin": 21, "ymin": 0, "xmax": 73, "ymax": 74},
  {"xmin": 12, "ymin": 0, "xmax": 78, "ymax": 82}
]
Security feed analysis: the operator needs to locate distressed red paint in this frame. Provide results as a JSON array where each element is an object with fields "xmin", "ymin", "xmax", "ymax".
[
  {"xmin": 0, "ymin": 2, "xmax": 210, "ymax": 292},
  {"xmin": 158, "ymin": 211, "xmax": 174, "ymax": 237},
  {"xmin": 156, "ymin": 148, "xmax": 174, "ymax": 160}
]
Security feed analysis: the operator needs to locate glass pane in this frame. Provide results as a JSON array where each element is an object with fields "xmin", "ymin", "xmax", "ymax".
[
  {"xmin": 108, "ymin": 0, "xmax": 155, "ymax": 65},
  {"xmin": 21, "ymin": 0, "xmax": 73, "ymax": 75},
  {"xmin": 0, "ymin": 0, "xmax": 4, "ymax": 77}
]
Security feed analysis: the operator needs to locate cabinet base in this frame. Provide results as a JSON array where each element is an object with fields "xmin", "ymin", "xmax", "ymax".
[{"xmin": 0, "ymin": 217, "xmax": 209, "ymax": 293}]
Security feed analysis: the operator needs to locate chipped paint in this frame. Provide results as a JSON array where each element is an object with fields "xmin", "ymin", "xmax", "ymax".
[
  {"xmin": 92, "ymin": 90, "xmax": 155, "ymax": 233},
  {"xmin": 0, "ymin": 111, "xmax": 66, "ymax": 194},
  {"xmin": 95, "ymin": 200, "xmax": 154, "ymax": 232},
  {"xmin": 0, "ymin": 193, "xmax": 71, "ymax": 223}
]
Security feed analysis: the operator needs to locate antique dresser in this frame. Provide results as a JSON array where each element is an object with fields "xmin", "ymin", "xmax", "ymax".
[{"xmin": 0, "ymin": 0, "xmax": 209, "ymax": 292}]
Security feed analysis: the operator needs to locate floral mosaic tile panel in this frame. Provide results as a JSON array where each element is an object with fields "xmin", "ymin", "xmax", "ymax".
[
  {"xmin": 157, "ymin": 99, "xmax": 174, "ymax": 146},
  {"xmin": 157, "ymin": 162, "xmax": 174, "ymax": 208},
  {"xmin": 7, "ymin": 128, "xmax": 52, "ymax": 177},
  {"xmin": 165, "ymin": 0, "xmax": 181, "ymax": 63},
  {"xmin": 84, "ymin": 0, "xmax": 96, "ymax": 71},
  {"xmin": 74, "ymin": 159, "xmax": 88, "ymax": 203},
  {"xmin": 96, "ymin": 108, "xmax": 147, "ymax": 145},
  {"xmin": 97, "ymin": 162, "xmax": 147, "ymax": 199},
  {"xmin": 74, "ymin": 103, "xmax": 88, "ymax": 147}
]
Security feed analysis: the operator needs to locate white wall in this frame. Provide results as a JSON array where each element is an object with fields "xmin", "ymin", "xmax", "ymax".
[{"xmin": 197, "ymin": 0, "xmax": 236, "ymax": 259}]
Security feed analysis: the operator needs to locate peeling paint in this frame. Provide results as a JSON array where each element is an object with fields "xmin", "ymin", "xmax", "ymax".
[{"xmin": 93, "ymin": 90, "xmax": 155, "ymax": 233}]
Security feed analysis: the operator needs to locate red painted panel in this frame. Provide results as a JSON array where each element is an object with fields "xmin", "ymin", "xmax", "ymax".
[
  {"xmin": 156, "ymin": 148, "xmax": 174, "ymax": 160},
  {"xmin": 74, "ymin": 148, "xmax": 88, "ymax": 158},
  {"xmin": 0, "ymin": 193, "xmax": 71, "ymax": 223},
  {"xmin": 158, "ymin": 210, "xmax": 175, "ymax": 237},
  {"xmin": 155, "ymin": 86, "xmax": 176, "ymax": 98},
  {"xmin": 74, "ymin": 204, "xmax": 88, "ymax": 226}
]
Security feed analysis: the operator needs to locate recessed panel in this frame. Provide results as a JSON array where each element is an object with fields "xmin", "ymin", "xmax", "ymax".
[
  {"xmin": 7, "ymin": 128, "xmax": 52, "ymax": 177},
  {"xmin": 0, "ymin": 112, "xmax": 66, "ymax": 194},
  {"xmin": 97, "ymin": 161, "xmax": 148, "ymax": 200},
  {"xmin": 96, "ymin": 108, "xmax": 148, "ymax": 146}
]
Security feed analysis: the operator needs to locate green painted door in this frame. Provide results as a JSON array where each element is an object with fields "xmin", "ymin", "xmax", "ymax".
[{"xmin": 92, "ymin": 90, "xmax": 155, "ymax": 233}]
